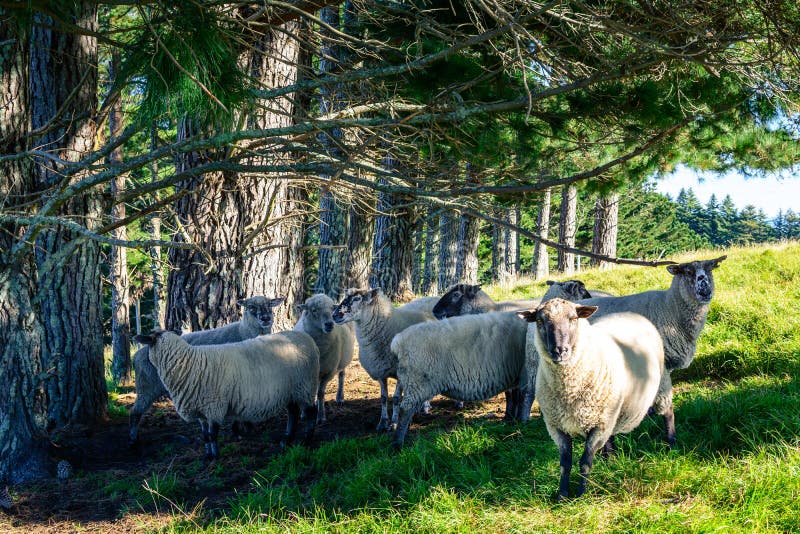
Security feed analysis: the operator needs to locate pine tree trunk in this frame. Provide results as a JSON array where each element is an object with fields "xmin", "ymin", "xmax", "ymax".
[
  {"xmin": 421, "ymin": 211, "xmax": 438, "ymax": 295},
  {"xmin": 345, "ymin": 195, "xmax": 375, "ymax": 289},
  {"xmin": 455, "ymin": 213, "xmax": 480, "ymax": 284},
  {"xmin": 315, "ymin": 7, "xmax": 349, "ymax": 299},
  {"xmin": 0, "ymin": 14, "xmax": 51, "ymax": 482},
  {"xmin": 532, "ymin": 188, "xmax": 552, "ymax": 279},
  {"xmin": 438, "ymin": 210, "xmax": 459, "ymax": 292},
  {"xmin": 492, "ymin": 208, "xmax": 510, "ymax": 283},
  {"xmin": 557, "ymin": 183, "xmax": 578, "ymax": 274},
  {"xmin": 591, "ymin": 191, "xmax": 620, "ymax": 271},
  {"xmin": 31, "ymin": 5, "xmax": 107, "ymax": 428},
  {"xmin": 148, "ymin": 123, "xmax": 166, "ymax": 329},
  {"xmin": 507, "ymin": 207, "xmax": 520, "ymax": 276},
  {"xmin": 108, "ymin": 51, "xmax": 131, "ymax": 385}
]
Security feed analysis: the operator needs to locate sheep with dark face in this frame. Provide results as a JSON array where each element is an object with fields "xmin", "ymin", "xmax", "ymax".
[
  {"xmin": 294, "ymin": 294, "xmax": 356, "ymax": 423},
  {"xmin": 576, "ymin": 255, "xmax": 727, "ymax": 445},
  {"xmin": 518, "ymin": 299, "xmax": 664, "ymax": 500},
  {"xmin": 134, "ymin": 329, "xmax": 319, "ymax": 460},
  {"xmin": 128, "ymin": 296, "xmax": 284, "ymax": 446},
  {"xmin": 332, "ymin": 288, "xmax": 435, "ymax": 431}
]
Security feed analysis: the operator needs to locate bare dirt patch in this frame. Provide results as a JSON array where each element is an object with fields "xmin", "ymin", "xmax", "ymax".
[{"xmin": 0, "ymin": 358, "xmax": 512, "ymax": 533}]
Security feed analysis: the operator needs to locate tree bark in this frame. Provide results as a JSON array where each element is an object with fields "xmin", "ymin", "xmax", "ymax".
[
  {"xmin": 557, "ymin": 183, "xmax": 578, "ymax": 274},
  {"xmin": 591, "ymin": 191, "xmax": 620, "ymax": 271},
  {"xmin": 492, "ymin": 208, "xmax": 510, "ymax": 283},
  {"xmin": 315, "ymin": 6, "xmax": 349, "ymax": 300},
  {"xmin": 31, "ymin": 4, "xmax": 107, "ymax": 428},
  {"xmin": 0, "ymin": 12, "xmax": 51, "ymax": 482},
  {"xmin": 455, "ymin": 212, "xmax": 480, "ymax": 284},
  {"xmin": 532, "ymin": 187, "xmax": 552, "ymax": 280},
  {"xmin": 438, "ymin": 210, "xmax": 459, "ymax": 292},
  {"xmin": 148, "ymin": 123, "xmax": 166, "ymax": 329},
  {"xmin": 345, "ymin": 193, "xmax": 375, "ymax": 290},
  {"xmin": 507, "ymin": 207, "xmax": 520, "ymax": 276},
  {"xmin": 108, "ymin": 50, "xmax": 131, "ymax": 385},
  {"xmin": 421, "ymin": 211, "xmax": 438, "ymax": 295}
]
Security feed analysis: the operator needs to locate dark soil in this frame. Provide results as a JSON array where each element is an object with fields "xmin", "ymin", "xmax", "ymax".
[{"xmin": 0, "ymin": 358, "xmax": 511, "ymax": 533}]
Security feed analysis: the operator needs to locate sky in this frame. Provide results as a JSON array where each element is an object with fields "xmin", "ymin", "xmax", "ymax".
[{"xmin": 654, "ymin": 164, "xmax": 800, "ymax": 220}]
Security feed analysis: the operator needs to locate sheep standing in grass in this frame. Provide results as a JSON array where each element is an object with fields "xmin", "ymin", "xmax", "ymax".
[
  {"xmin": 128, "ymin": 296, "xmax": 284, "ymax": 446},
  {"xmin": 576, "ymin": 256, "xmax": 727, "ymax": 445},
  {"xmin": 332, "ymin": 288, "xmax": 435, "ymax": 431},
  {"xmin": 390, "ymin": 310, "xmax": 530, "ymax": 448},
  {"xmin": 134, "ymin": 330, "xmax": 320, "ymax": 459},
  {"xmin": 517, "ymin": 298, "xmax": 664, "ymax": 500},
  {"xmin": 294, "ymin": 294, "xmax": 356, "ymax": 423}
]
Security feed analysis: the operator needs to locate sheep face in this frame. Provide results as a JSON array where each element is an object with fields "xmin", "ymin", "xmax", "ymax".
[
  {"xmin": 299, "ymin": 294, "xmax": 336, "ymax": 333},
  {"xmin": 333, "ymin": 288, "xmax": 380, "ymax": 324},
  {"xmin": 518, "ymin": 299, "xmax": 597, "ymax": 365},
  {"xmin": 666, "ymin": 255, "xmax": 726, "ymax": 305},
  {"xmin": 546, "ymin": 280, "xmax": 592, "ymax": 300},
  {"xmin": 238, "ymin": 296, "xmax": 285, "ymax": 331},
  {"xmin": 432, "ymin": 284, "xmax": 482, "ymax": 319}
]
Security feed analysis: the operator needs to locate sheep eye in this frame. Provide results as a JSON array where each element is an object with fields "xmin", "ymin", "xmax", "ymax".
[{"xmin": 352, "ymin": 296, "xmax": 361, "ymax": 302}]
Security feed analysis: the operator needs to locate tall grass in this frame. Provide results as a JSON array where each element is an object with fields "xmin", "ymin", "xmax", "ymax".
[{"xmin": 159, "ymin": 242, "xmax": 800, "ymax": 533}]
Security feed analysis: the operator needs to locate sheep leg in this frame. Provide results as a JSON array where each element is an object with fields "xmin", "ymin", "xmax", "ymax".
[
  {"xmin": 207, "ymin": 421, "xmax": 220, "ymax": 460},
  {"xmin": 390, "ymin": 380, "xmax": 403, "ymax": 430},
  {"xmin": 503, "ymin": 388, "xmax": 522, "ymax": 421},
  {"xmin": 518, "ymin": 388, "xmax": 535, "ymax": 422},
  {"xmin": 421, "ymin": 398, "xmax": 431, "ymax": 415},
  {"xmin": 335, "ymin": 370, "xmax": 346, "ymax": 406},
  {"xmin": 555, "ymin": 431, "xmax": 573, "ymax": 501},
  {"xmin": 317, "ymin": 377, "xmax": 332, "ymax": 424},
  {"xmin": 376, "ymin": 378, "xmax": 390, "ymax": 431},
  {"xmin": 576, "ymin": 428, "xmax": 608, "ymax": 498},
  {"xmin": 282, "ymin": 402, "xmax": 300, "ymax": 447},
  {"xmin": 392, "ymin": 395, "xmax": 424, "ymax": 450},
  {"xmin": 601, "ymin": 435, "xmax": 615, "ymax": 457},
  {"xmin": 653, "ymin": 372, "xmax": 677, "ymax": 447},
  {"xmin": 128, "ymin": 386, "xmax": 164, "ymax": 446},
  {"xmin": 199, "ymin": 419, "xmax": 213, "ymax": 460},
  {"xmin": 301, "ymin": 404, "xmax": 317, "ymax": 445}
]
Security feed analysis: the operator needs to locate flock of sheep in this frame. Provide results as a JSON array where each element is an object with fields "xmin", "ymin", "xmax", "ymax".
[{"xmin": 132, "ymin": 255, "xmax": 726, "ymax": 500}]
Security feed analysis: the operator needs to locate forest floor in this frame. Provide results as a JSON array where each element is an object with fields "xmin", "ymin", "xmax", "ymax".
[{"xmin": 0, "ymin": 356, "xmax": 510, "ymax": 533}]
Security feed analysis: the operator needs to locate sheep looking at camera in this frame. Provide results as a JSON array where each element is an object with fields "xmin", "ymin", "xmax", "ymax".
[
  {"xmin": 128, "ymin": 296, "xmax": 284, "ymax": 446},
  {"xmin": 134, "ymin": 330, "xmax": 320, "ymax": 459},
  {"xmin": 332, "ymin": 287, "xmax": 435, "ymax": 431},
  {"xmin": 517, "ymin": 298, "xmax": 665, "ymax": 500},
  {"xmin": 294, "ymin": 294, "xmax": 356, "ymax": 423}
]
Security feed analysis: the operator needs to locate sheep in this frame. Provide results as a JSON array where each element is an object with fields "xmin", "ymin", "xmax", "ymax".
[
  {"xmin": 576, "ymin": 255, "xmax": 727, "ymax": 445},
  {"xmin": 133, "ymin": 330, "xmax": 320, "ymax": 459},
  {"xmin": 397, "ymin": 295, "xmax": 441, "ymax": 313},
  {"xmin": 128, "ymin": 296, "xmax": 285, "ymax": 446},
  {"xmin": 294, "ymin": 294, "xmax": 356, "ymax": 423},
  {"xmin": 332, "ymin": 287, "xmax": 435, "ymax": 431},
  {"xmin": 390, "ymin": 310, "xmax": 530, "ymax": 448},
  {"xmin": 517, "ymin": 298, "xmax": 665, "ymax": 500}
]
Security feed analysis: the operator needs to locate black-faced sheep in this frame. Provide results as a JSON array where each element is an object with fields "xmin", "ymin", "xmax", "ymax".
[
  {"xmin": 518, "ymin": 298, "xmax": 664, "ymax": 500},
  {"xmin": 294, "ymin": 294, "xmax": 356, "ymax": 423},
  {"xmin": 128, "ymin": 296, "xmax": 284, "ymax": 446},
  {"xmin": 133, "ymin": 330, "xmax": 320, "ymax": 460},
  {"xmin": 332, "ymin": 287, "xmax": 435, "ymax": 431}
]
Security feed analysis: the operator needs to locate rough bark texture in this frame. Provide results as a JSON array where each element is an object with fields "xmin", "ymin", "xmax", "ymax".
[
  {"xmin": 557, "ymin": 183, "xmax": 578, "ymax": 274},
  {"xmin": 31, "ymin": 5, "xmax": 108, "ymax": 428},
  {"xmin": 492, "ymin": 208, "xmax": 510, "ymax": 283},
  {"xmin": 345, "ymin": 196, "xmax": 375, "ymax": 289},
  {"xmin": 421, "ymin": 212, "xmax": 438, "ymax": 295},
  {"xmin": 370, "ymin": 177, "xmax": 416, "ymax": 302},
  {"xmin": 455, "ymin": 212, "xmax": 481, "ymax": 284},
  {"xmin": 437, "ymin": 210, "xmax": 459, "ymax": 292},
  {"xmin": 0, "ymin": 13, "xmax": 51, "ymax": 482},
  {"xmin": 591, "ymin": 191, "xmax": 620, "ymax": 271},
  {"xmin": 315, "ymin": 7, "xmax": 349, "ymax": 300},
  {"xmin": 532, "ymin": 187, "xmax": 552, "ymax": 280},
  {"xmin": 507, "ymin": 207, "xmax": 520, "ymax": 275},
  {"xmin": 109, "ymin": 51, "xmax": 131, "ymax": 385},
  {"xmin": 148, "ymin": 124, "xmax": 166, "ymax": 330}
]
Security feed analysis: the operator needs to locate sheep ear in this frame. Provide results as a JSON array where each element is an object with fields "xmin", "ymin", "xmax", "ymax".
[
  {"xmin": 516, "ymin": 310, "xmax": 537, "ymax": 322},
  {"xmin": 576, "ymin": 305, "xmax": 598, "ymax": 319},
  {"xmin": 704, "ymin": 255, "xmax": 727, "ymax": 270},
  {"xmin": 666, "ymin": 263, "xmax": 685, "ymax": 275},
  {"xmin": 367, "ymin": 288, "xmax": 380, "ymax": 302},
  {"xmin": 295, "ymin": 303, "xmax": 306, "ymax": 312},
  {"xmin": 546, "ymin": 280, "xmax": 555, "ymax": 286},
  {"xmin": 237, "ymin": 298, "xmax": 249, "ymax": 307},
  {"xmin": 134, "ymin": 334, "xmax": 156, "ymax": 346},
  {"xmin": 270, "ymin": 296, "xmax": 285, "ymax": 307},
  {"xmin": 465, "ymin": 285, "xmax": 481, "ymax": 298}
]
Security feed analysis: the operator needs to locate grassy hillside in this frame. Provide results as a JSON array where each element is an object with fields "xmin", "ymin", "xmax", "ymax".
[{"xmin": 130, "ymin": 243, "xmax": 800, "ymax": 532}]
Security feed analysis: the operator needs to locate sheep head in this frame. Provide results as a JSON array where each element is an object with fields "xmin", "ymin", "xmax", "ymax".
[
  {"xmin": 544, "ymin": 280, "xmax": 592, "ymax": 301},
  {"xmin": 432, "ymin": 283, "xmax": 483, "ymax": 319},
  {"xmin": 333, "ymin": 287, "xmax": 381, "ymax": 324},
  {"xmin": 517, "ymin": 298, "xmax": 597, "ymax": 366},
  {"xmin": 238, "ymin": 296, "xmax": 285, "ymax": 332},
  {"xmin": 666, "ymin": 255, "xmax": 726, "ymax": 305},
  {"xmin": 298, "ymin": 293, "xmax": 337, "ymax": 333}
]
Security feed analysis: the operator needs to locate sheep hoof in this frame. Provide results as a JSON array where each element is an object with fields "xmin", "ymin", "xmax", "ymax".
[
  {"xmin": 390, "ymin": 440, "xmax": 403, "ymax": 452},
  {"xmin": 376, "ymin": 419, "xmax": 389, "ymax": 432}
]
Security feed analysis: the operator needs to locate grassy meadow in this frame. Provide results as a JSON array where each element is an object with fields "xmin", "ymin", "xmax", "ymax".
[{"xmin": 134, "ymin": 242, "xmax": 800, "ymax": 532}]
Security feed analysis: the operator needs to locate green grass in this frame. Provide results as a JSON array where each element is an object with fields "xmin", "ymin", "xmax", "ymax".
[{"xmin": 153, "ymin": 242, "xmax": 800, "ymax": 533}]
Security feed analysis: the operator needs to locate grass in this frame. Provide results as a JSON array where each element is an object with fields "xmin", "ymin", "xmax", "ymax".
[{"xmin": 140, "ymin": 242, "xmax": 800, "ymax": 532}]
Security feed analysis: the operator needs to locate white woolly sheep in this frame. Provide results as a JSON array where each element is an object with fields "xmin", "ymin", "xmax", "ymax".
[
  {"xmin": 390, "ymin": 311, "xmax": 530, "ymax": 448},
  {"xmin": 517, "ymin": 298, "xmax": 665, "ymax": 500},
  {"xmin": 396, "ymin": 295, "xmax": 441, "ymax": 313},
  {"xmin": 128, "ymin": 296, "xmax": 285, "ymax": 446},
  {"xmin": 332, "ymin": 287, "xmax": 435, "ymax": 431},
  {"xmin": 133, "ymin": 330, "xmax": 320, "ymax": 459},
  {"xmin": 294, "ymin": 294, "xmax": 356, "ymax": 423},
  {"xmin": 576, "ymin": 255, "xmax": 726, "ymax": 444}
]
